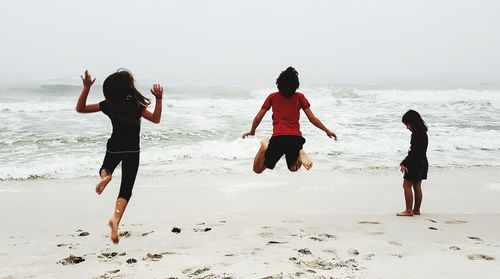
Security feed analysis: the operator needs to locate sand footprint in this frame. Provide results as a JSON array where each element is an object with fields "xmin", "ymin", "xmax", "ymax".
[
  {"xmin": 143, "ymin": 253, "xmax": 163, "ymax": 261},
  {"xmin": 358, "ymin": 221, "xmax": 380, "ymax": 225},
  {"xmin": 389, "ymin": 241, "xmax": 402, "ymax": 246},
  {"xmin": 98, "ymin": 251, "xmax": 126, "ymax": 261},
  {"xmin": 183, "ymin": 267, "xmax": 211, "ymax": 277},
  {"xmin": 446, "ymin": 220, "xmax": 467, "ymax": 224},
  {"xmin": 95, "ymin": 269, "xmax": 121, "ymax": 279},
  {"xmin": 363, "ymin": 254, "xmax": 375, "ymax": 260},
  {"xmin": 57, "ymin": 255, "xmax": 85, "ymax": 265},
  {"xmin": 297, "ymin": 248, "xmax": 312, "ymax": 255},
  {"xmin": 258, "ymin": 231, "xmax": 274, "ymax": 238},
  {"xmin": 467, "ymin": 254, "xmax": 495, "ymax": 261}
]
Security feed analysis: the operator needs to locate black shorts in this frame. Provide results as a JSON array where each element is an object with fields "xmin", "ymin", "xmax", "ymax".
[
  {"xmin": 404, "ymin": 158, "xmax": 428, "ymax": 181},
  {"xmin": 264, "ymin": 136, "xmax": 306, "ymax": 170},
  {"xmin": 99, "ymin": 151, "xmax": 140, "ymax": 201}
]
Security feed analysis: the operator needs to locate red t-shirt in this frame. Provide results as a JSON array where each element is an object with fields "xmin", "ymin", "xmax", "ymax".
[{"xmin": 261, "ymin": 92, "xmax": 311, "ymax": 136}]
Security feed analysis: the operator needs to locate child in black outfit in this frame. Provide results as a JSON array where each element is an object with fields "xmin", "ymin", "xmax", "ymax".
[
  {"xmin": 76, "ymin": 69, "xmax": 164, "ymax": 243},
  {"xmin": 398, "ymin": 110, "xmax": 428, "ymax": 217}
]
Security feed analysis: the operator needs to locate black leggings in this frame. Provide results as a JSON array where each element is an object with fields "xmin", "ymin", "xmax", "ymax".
[{"xmin": 99, "ymin": 151, "xmax": 140, "ymax": 202}]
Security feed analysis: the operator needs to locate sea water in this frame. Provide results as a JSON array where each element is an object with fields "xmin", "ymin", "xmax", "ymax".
[{"xmin": 1, "ymin": 83, "xmax": 499, "ymax": 180}]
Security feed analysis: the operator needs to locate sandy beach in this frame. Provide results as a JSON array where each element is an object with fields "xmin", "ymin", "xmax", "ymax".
[{"xmin": 1, "ymin": 168, "xmax": 499, "ymax": 278}]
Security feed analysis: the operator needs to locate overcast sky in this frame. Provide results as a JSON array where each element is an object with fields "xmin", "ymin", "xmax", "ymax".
[{"xmin": 0, "ymin": 0, "xmax": 499, "ymax": 86}]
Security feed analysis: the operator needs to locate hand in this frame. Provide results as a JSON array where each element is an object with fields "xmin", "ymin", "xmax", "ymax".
[
  {"xmin": 150, "ymin": 84, "xmax": 163, "ymax": 99},
  {"xmin": 80, "ymin": 70, "xmax": 96, "ymax": 88},
  {"xmin": 400, "ymin": 165, "xmax": 408, "ymax": 173},
  {"xmin": 242, "ymin": 131, "xmax": 254, "ymax": 139},
  {"xmin": 326, "ymin": 130, "xmax": 337, "ymax": 140}
]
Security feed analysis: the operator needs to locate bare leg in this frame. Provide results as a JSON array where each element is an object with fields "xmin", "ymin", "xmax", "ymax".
[
  {"xmin": 253, "ymin": 138, "xmax": 269, "ymax": 174},
  {"xmin": 397, "ymin": 179, "xmax": 414, "ymax": 216},
  {"xmin": 412, "ymin": 180, "xmax": 423, "ymax": 215},
  {"xmin": 96, "ymin": 169, "xmax": 112, "ymax": 195},
  {"xmin": 108, "ymin": 197, "xmax": 128, "ymax": 244},
  {"xmin": 299, "ymin": 149, "xmax": 313, "ymax": 170}
]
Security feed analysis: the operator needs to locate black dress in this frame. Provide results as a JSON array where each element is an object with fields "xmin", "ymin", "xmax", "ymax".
[{"xmin": 401, "ymin": 132, "xmax": 428, "ymax": 181}]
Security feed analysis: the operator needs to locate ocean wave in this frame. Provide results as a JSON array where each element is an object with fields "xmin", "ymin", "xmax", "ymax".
[
  {"xmin": 37, "ymin": 84, "xmax": 83, "ymax": 93},
  {"xmin": 1, "ymin": 85, "xmax": 500, "ymax": 181}
]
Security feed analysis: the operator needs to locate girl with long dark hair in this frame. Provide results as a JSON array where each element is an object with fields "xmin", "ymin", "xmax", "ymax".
[
  {"xmin": 76, "ymin": 69, "xmax": 163, "ymax": 243},
  {"xmin": 398, "ymin": 110, "xmax": 428, "ymax": 217}
]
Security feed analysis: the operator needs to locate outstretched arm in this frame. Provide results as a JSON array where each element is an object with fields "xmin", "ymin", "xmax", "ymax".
[
  {"xmin": 303, "ymin": 108, "xmax": 337, "ymax": 140},
  {"xmin": 142, "ymin": 84, "xmax": 163, "ymax": 123},
  {"xmin": 76, "ymin": 70, "xmax": 100, "ymax": 113},
  {"xmin": 242, "ymin": 109, "xmax": 267, "ymax": 138}
]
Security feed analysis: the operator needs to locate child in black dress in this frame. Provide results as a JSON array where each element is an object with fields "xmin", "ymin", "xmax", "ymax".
[
  {"xmin": 76, "ymin": 69, "xmax": 163, "ymax": 243},
  {"xmin": 398, "ymin": 110, "xmax": 428, "ymax": 217}
]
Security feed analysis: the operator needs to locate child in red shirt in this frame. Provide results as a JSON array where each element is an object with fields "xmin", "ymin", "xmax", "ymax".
[{"xmin": 243, "ymin": 67, "xmax": 337, "ymax": 173}]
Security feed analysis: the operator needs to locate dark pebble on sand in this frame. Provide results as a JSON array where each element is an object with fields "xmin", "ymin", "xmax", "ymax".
[
  {"xmin": 78, "ymin": 232, "xmax": 90, "ymax": 237},
  {"xmin": 141, "ymin": 231, "xmax": 154, "ymax": 237},
  {"xmin": 57, "ymin": 255, "xmax": 85, "ymax": 265},
  {"xmin": 468, "ymin": 236, "xmax": 483, "ymax": 241},
  {"xmin": 119, "ymin": 231, "xmax": 131, "ymax": 238},
  {"xmin": 428, "ymin": 227, "xmax": 438, "ymax": 230},
  {"xmin": 204, "ymin": 227, "xmax": 212, "ymax": 232},
  {"xmin": 172, "ymin": 227, "xmax": 181, "ymax": 233},
  {"xmin": 267, "ymin": 241, "xmax": 287, "ymax": 245},
  {"xmin": 126, "ymin": 258, "xmax": 137, "ymax": 264}
]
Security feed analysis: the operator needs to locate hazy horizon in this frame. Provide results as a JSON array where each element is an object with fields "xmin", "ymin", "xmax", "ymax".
[{"xmin": 1, "ymin": 0, "xmax": 499, "ymax": 87}]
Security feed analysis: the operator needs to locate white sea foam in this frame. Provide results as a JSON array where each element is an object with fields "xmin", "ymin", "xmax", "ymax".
[{"xmin": 1, "ymin": 85, "xmax": 499, "ymax": 180}]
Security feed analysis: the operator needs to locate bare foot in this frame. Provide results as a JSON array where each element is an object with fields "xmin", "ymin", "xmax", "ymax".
[
  {"xmin": 289, "ymin": 160, "xmax": 302, "ymax": 172},
  {"xmin": 397, "ymin": 211, "xmax": 414, "ymax": 217},
  {"xmin": 108, "ymin": 218, "xmax": 119, "ymax": 244},
  {"xmin": 96, "ymin": 175, "xmax": 111, "ymax": 195},
  {"xmin": 299, "ymin": 150, "xmax": 313, "ymax": 170},
  {"xmin": 413, "ymin": 210, "xmax": 421, "ymax": 215}
]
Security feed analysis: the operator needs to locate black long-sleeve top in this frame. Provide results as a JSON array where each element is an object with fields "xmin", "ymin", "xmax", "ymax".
[{"xmin": 401, "ymin": 132, "xmax": 428, "ymax": 166}]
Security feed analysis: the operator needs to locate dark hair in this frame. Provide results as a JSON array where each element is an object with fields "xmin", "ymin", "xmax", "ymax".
[
  {"xmin": 103, "ymin": 69, "xmax": 151, "ymax": 126},
  {"xmin": 402, "ymin": 110, "xmax": 428, "ymax": 133},
  {"xmin": 276, "ymin": 66, "xmax": 299, "ymax": 97}
]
